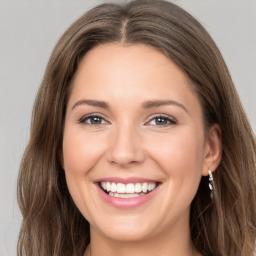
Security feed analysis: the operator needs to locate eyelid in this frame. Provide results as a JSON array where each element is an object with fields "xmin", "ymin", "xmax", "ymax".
[
  {"xmin": 145, "ymin": 114, "xmax": 177, "ymax": 126},
  {"xmin": 78, "ymin": 113, "xmax": 109, "ymax": 125},
  {"xmin": 77, "ymin": 113, "xmax": 177, "ymax": 127}
]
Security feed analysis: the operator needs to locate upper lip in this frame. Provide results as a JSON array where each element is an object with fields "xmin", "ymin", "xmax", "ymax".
[{"xmin": 94, "ymin": 177, "xmax": 160, "ymax": 184}]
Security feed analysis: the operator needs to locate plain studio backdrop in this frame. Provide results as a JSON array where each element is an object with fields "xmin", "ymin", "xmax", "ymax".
[{"xmin": 0, "ymin": 1, "xmax": 255, "ymax": 255}]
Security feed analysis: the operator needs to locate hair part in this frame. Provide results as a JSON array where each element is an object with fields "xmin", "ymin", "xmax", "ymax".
[{"xmin": 18, "ymin": 1, "xmax": 256, "ymax": 255}]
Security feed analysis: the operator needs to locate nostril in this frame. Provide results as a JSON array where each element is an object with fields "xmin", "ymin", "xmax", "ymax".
[{"xmin": 106, "ymin": 134, "xmax": 145, "ymax": 166}]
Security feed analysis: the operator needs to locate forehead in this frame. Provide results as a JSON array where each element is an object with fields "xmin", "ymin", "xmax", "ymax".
[
  {"xmin": 74, "ymin": 43, "xmax": 186, "ymax": 85},
  {"xmin": 68, "ymin": 43, "xmax": 201, "ymax": 115}
]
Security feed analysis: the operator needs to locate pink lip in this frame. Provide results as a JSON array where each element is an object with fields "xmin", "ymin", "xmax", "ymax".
[
  {"xmin": 95, "ymin": 182, "xmax": 161, "ymax": 209},
  {"xmin": 94, "ymin": 176, "xmax": 159, "ymax": 184}
]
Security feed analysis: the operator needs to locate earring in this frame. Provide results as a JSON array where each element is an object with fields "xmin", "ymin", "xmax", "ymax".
[
  {"xmin": 208, "ymin": 169, "xmax": 214, "ymax": 199},
  {"xmin": 208, "ymin": 169, "xmax": 213, "ymax": 190}
]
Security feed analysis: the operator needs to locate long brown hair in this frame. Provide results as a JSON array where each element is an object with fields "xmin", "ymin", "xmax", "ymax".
[{"xmin": 17, "ymin": 1, "xmax": 256, "ymax": 255}]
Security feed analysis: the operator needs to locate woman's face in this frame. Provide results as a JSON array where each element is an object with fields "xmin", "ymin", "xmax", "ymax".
[{"xmin": 63, "ymin": 43, "xmax": 211, "ymax": 242}]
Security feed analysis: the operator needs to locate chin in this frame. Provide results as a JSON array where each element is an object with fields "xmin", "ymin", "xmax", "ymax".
[{"xmin": 91, "ymin": 215, "xmax": 157, "ymax": 242}]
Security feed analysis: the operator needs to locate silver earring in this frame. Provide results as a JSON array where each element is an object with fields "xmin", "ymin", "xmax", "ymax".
[
  {"xmin": 208, "ymin": 169, "xmax": 213, "ymax": 190},
  {"xmin": 208, "ymin": 169, "xmax": 214, "ymax": 199}
]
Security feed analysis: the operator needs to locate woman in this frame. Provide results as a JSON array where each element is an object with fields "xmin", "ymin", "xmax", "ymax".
[{"xmin": 17, "ymin": 0, "xmax": 256, "ymax": 255}]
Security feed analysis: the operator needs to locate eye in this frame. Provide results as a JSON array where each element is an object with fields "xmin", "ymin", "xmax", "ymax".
[
  {"xmin": 147, "ymin": 115, "xmax": 176, "ymax": 127},
  {"xmin": 79, "ymin": 114, "xmax": 107, "ymax": 125}
]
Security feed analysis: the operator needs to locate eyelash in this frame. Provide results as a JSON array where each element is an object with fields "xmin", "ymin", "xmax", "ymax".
[
  {"xmin": 78, "ymin": 114, "xmax": 177, "ymax": 127},
  {"xmin": 78, "ymin": 114, "xmax": 107, "ymax": 126},
  {"xmin": 146, "ymin": 114, "xmax": 177, "ymax": 127}
]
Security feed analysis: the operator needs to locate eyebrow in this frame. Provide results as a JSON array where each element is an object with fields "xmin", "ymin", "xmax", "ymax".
[
  {"xmin": 72, "ymin": 99, "xmax": 109, "ymax": 110},
  {"xmin": 71, "ymin": 99, "xmax": 188, "ymax": 113},
  {"xmin": 142, "ymin": 100, "xmax": 188, "ymax": 113}
]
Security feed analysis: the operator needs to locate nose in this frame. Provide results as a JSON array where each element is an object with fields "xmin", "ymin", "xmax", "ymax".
[{"xmin": 106, "ymin": 124, "xmax": 145, "ymax": 168}]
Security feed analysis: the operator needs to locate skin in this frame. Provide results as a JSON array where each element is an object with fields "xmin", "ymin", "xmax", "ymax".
[{"xmin": 63, "ymin": 43, "xmax": 222, "ymax": 256}]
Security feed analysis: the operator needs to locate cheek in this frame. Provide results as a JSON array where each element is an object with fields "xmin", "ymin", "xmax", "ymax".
[
  {"xmin": 150, "ymin": 129, "xmax": 205, "ymax": 216},
  {"xmin": 149, "ymin": 128, "xmax": 205, "ymax": 180},
  {"xmin": 62, "ymin": 127, "xmax": 106, "ymax": 220},
  {"xmin": 62, "ymin": 128, "xmax": 105, "ymax": 176}
]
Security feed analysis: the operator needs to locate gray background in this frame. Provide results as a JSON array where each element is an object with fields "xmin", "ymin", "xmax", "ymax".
[{"xmin": 0, "ymin": 1, "xmax": 255, "ymax": 255}]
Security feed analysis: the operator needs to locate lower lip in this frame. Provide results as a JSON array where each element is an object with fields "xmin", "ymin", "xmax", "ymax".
[{"xmin": 96, "ymin": 184, "xmax": 160, "ymax": 209}]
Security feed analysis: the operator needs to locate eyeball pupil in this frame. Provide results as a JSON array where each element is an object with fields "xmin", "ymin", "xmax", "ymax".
[
  {"xmin": 156, "ymin": 117, "xmax": 167, "ymax": 125},
  {"xmin": 91, "ymin": 117, "xmax": 101, "ymax": 124}
]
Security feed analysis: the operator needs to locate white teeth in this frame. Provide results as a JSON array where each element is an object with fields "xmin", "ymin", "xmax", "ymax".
[
  {"xmin": 106, "ymin": 182, "xmax": 111, "ymax": 192},
  {"xmin": 134, "ymin": 183, "xmax": 142, "ymax": 193},
  {"xmin": 100, "ymin": 181, "xmax": 157, "ymax": 196},
  {"xmin": 126, "ymin": 183, "xmax": 135, "ymax": 193},
  {"xmin": 109, "ymin": 192, "xmax": 146, "ymax": 198},
  {"xmin": 142, "ymin": 182, "xmax": 148, "ymax": 193},
  {"xmin": 110, "ymin": 183, "xmax": 117, "ymax": 192},
  {"xmin": 116, "ymin": 183, "xmax": 126, "ymax": 193},
  {"xmin": 148, "ymin": 183, "xmax": 156, "ymax": 191}
]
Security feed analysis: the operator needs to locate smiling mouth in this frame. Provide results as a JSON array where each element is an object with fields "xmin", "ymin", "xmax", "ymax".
[{"xmin": 99, "ymin": 181, "xmax": 159, "ymax": 198}]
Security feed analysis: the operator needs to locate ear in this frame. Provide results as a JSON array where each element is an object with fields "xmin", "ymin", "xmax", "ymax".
[{"xmin": 202, "ymin": 124, "xmax": 222, "ymax": 176}]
